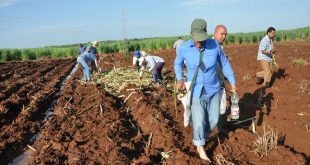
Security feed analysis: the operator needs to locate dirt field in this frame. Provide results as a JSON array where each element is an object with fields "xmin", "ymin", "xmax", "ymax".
[
  {"xmin": 0, "ymin": 58, "xmax": 76, "ymax": 163},
  {"xmin": 0, "ymin": 41, "xmax": 309, "ymax": 164}
]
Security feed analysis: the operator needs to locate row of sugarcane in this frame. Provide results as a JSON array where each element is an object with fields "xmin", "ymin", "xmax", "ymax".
[{"xmin": 1, "ymin": 27, "xmax": 309, "ymax": 62}]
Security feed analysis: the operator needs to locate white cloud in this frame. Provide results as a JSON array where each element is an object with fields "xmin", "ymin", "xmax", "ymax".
[
  {"xmin": 0, "ymin": 0, "xmax": 26, "ymax": 8},
  {"xmin": 0, "ymin": 0, "xmax": 20, "ymax": 7}
]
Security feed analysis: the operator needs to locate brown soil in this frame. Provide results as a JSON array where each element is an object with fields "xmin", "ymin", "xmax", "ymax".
[
  {"xmin": 0, "ymin": 41, "xmax": 309, "ymax": 164},
  {"xmin": 0, "ymin": 58, "xmax": 76, "ymax": 163}
]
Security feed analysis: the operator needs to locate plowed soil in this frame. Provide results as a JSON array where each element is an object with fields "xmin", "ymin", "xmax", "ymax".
[
  {"xmin": 0, "ymin": 58, "xmax": 76, "ymax": 163},
  {"xmin": 1, "ymin": 41, "xmax": 309, "ymax": 164}
]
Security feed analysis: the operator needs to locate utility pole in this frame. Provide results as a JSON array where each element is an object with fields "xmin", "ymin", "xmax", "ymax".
[{"xmin": 122, "ymin": 10, "xmax": 129, "ymax": 59}]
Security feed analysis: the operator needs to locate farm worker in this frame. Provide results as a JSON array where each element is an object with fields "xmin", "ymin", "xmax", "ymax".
[
  {"xmin": 256, "ymin": 27, "xmax": 276, "ymax": 87},
  {"xmin": 173, "ymin": 36, "xmax": 185, "ymax": 53},
  {"xmin": 86, "ymin": 41, "xmax": 101, "ymax": 73},
  {"xmin": 174, "ymin": 37, "xmax": 186, "ymax": 65},
  {"xmin": 139, "ymin": 55, "xmax": 165, "ymax": 83},
  {"xmin": 77, "ymin": 43, "xmax": 86, "ymax": 56},
  {"xmin": 77, "ymin": 48, "xmax": 99, "ymax": 82},
  {"xmin": 132, "ymin": 50, "xmax": 147, "ymax": 70},
  {"xmin": 213, "ymin": 25, "xmax": 229, "ymax": 87},
  {"xmin": 213, "ymin": 25, "xmax": 230, "ymax": 132},
  {"xmin": 87, "ymin": 41, "xmax": 99, "ymax": 56},
  {"xmin": 174, "ymin": 18, "xmax": 237, "ymax": 161}
]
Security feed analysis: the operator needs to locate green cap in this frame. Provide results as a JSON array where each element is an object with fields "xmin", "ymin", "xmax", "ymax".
[{"xmin": 191, "ymin": 18, "xmax": 208, "ymax": 41}]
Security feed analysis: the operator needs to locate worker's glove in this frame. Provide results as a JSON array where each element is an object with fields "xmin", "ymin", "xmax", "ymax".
[{"xmin": 98, "ymin": 67, "xmax": 102, "ymax": 73}]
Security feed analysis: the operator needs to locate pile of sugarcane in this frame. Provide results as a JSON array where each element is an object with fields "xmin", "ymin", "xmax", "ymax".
[{"xmin": 93, "ymin": 67, "xmax": 153, "ymax": 95}]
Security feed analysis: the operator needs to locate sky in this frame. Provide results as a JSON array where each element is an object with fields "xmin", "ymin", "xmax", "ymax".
[{"xmin": 0, "ymin": 0, "xmax": 309, "ymax": 48}]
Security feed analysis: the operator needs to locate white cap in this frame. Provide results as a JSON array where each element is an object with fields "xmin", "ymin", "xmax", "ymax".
[
  {"xmin": 92, "ymin": 41, "xmax": 98, "ymax": 45},
  {"xmin": 140, "ymin": 51, "xmax": 147, "ymax": 57}
]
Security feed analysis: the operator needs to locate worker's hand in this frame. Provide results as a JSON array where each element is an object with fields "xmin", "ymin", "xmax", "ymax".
[
  {"xmin": 231, "ymin": 84, "xmax": 237, "ymax": 94},
  {"xmin": 271, "ymin": 49, "xmax": 277, "ymax": 54},
  {"xmin": 98, "ymin": 67, "xmax": 102, "ymax": 73},
  {"xmin": 176, "ymin": 80, "xmax": 185, "ymax": 91}
]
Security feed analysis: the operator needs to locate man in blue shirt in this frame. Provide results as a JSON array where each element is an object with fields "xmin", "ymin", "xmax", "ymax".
[
  {"xmin": 77, "ymin": 47, "xmax": 99, "ymax": 82},
  {"xmin": 174, "ymin": 18, "xmax": 237, "ymax": 161},
  {"xmin": 86, "ymin": 41, "xmax": 100, "ymax": 73},
  {"xmin": 77, "ymin": 43, "xmax": 86, "ymax": 56}
]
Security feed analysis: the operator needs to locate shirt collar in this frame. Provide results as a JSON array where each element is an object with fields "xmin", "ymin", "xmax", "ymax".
[
  {"xmin": 189, "ymin": 39, "xmax": 195, "ymax": 47},
  {"xmin": 189, "ymin": 39, "xmax": 206, "ymax": 52}
]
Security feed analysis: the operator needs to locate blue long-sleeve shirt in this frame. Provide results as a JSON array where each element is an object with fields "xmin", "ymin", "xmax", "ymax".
[
  {"xmin": 78, "ymin": 46, "xmax": 86, "ymax": 55},
  {"xmin": 174, "ymin": 39, "xmax": 236, "ymax": 98},
  {"xmin": 134, "ymin": 50, "xmax": 141, "ymax": 58},
  {"xmin": 87, "ymin": 46, "xmax": 98, "ymax": 55},
  {"xmin": 78, "ymin": 52, "xmax": 97, "ymax": 63}
]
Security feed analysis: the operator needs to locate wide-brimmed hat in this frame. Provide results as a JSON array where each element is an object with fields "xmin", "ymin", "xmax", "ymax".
[{"xmin": 191, "ymin": 19, "xmax": 208, "ymax": 41}]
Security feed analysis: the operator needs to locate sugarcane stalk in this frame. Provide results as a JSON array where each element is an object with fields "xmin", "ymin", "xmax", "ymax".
[{"xmin": 173, "ymin": 80, "xmax": 178, "ymax": 118}]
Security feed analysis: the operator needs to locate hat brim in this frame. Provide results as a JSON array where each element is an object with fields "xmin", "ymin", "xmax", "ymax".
[
  {"xmin": 140, "ymin": 51, "xmax": 146, "ymax": 57},
  {"xmin": 192, "ymin": 32, "xmax": 208, "ymax": 41}
]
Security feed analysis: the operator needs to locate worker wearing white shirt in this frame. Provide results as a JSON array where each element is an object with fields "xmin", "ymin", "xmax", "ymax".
[
  {"xmin": 132, "ymin": 50, "xmax": 147, "ymax": 69},
  {"xmin": 139, "ymin": 55, "xmax": 165, "ymax": 83},
  {"xmin": 173, "ymin": 36, "xmax": 185, "ymax": 53}
]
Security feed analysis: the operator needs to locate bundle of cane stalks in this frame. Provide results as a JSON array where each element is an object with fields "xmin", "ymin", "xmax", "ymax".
[{"xmin": 93, "ymin": 67, "xmax": 153, "ymax": 95}]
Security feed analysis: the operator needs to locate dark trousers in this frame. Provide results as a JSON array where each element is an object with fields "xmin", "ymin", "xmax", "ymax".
[
  {"xmin": 135, "ymin": 60, "xmax": 140, "ymax": 72},
  {"xmin": 152, "ymin": 62, "xmax": 165, "ymax": 82},
  {"xmin": 88, "ymin": 61, "xmax": 96, "ymax": 74}
]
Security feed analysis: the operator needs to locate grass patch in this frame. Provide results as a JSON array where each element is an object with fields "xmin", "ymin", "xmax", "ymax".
[
  {"xmin": 296, "ymin": 80, "xmax": 310, "ymax": 94},
  {"xmin": 292, "ymin": 58, "xmax": 308, "ymax": 66},
  {"xmin": 242, "ymin": 73, "xmax": 252, "ymax": 81},
  {"xmin": 252, "ymin": 125, "xmax": 278, "ymax": 158},
  {"xmin": 215, "ymin": 153, "xmax": 234, "ymax": 165}
]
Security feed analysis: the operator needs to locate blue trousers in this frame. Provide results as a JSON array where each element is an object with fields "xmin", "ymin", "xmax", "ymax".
[
  {"xmin": 191, "ymin": 91, "xmax": 220, "ymax": 146},
  {"xmin": 77, "ymin": 57, "xmax": 91, "ymax": 81}
]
